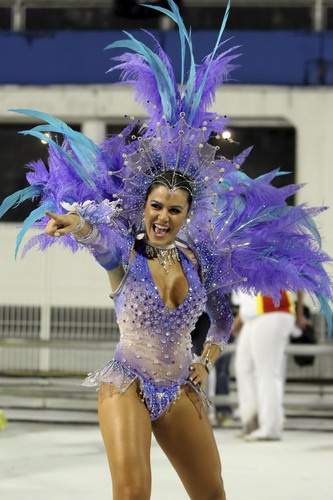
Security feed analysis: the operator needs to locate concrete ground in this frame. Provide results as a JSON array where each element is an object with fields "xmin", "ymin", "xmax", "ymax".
[{"xmin": 1, "ymin": 420, "xmax": 332, "ymax": 500}]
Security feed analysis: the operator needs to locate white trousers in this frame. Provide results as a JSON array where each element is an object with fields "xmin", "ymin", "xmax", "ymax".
[{"xmin": 235, "ymin": 312, "xmax": 295, "ymax": 438}]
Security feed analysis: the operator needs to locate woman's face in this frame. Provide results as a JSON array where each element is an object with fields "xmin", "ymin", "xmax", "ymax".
[{"xmin": 144, "ymin": 185, "xmax": 190, "ymax": 246}]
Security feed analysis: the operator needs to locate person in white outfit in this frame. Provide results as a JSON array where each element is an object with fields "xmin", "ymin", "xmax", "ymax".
[{"xmin": 234, "ymin": 291, "xmax": 306, "ymax": 441}]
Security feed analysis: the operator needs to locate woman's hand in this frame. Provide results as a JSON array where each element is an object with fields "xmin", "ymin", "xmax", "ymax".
[
  {"xmin": 44, "ymin": 210, "xmax": 86, "ymax": 238},
  {"xmin": 188, "ymin": 363, "xmax": 209, "ymax": 389}
]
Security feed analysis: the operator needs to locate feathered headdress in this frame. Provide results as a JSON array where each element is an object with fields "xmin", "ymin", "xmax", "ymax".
[{"xmin": 0, "ymin": 0, "xmax": 332, "ymax": 327}]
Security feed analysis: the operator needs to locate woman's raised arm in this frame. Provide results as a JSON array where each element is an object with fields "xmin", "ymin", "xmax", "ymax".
[{"xmin": 44, "ymin": 210, "xmax": 125, "ymax": 291}]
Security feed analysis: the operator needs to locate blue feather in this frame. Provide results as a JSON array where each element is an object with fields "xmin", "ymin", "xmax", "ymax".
[
  {"xmin": 15, "ymin": 201, "xmax": 56, "ymax": 258},
  {"xmin": 11, "ymin": 109, "xmax": 99, "ymax": 157},
  {"xmin": 185, "ymin": 27, "xmax": 196, "ymax": 111},
  {"xmin": 10, "ymin": 109, "xmax": 100, "ymax": 193},
  {"xmin": 18, "ymin": 129, "xmax": 98, "ymax": 193},
  {"xmin": 19, "ymin": 129, "xmax": 75, "ymax": 160},
  {"xmin": 143, "ymin": 1, "xmax": 197, "ymax": 107},
  {"xmin": 0, "ymin": 185, "xmax": 42, "ymax": 218},
  {"xmin": 189, "ymin": 0, "xmax": 231, "ymax": 124},
  {"xmin": 307, "ymin": 217, "xmax": 322, "ymax": 246},
  {"xmin": 142, "ymin": 0, "xmax": 192, "ymax": 89},
  {"xmin": 29, "ymin": 125, "xmax": 100, "ymax": 172},
  {"xmin": 12, "ymin": 109, "xmax": 101, "ymax": 167},
  {"xmin": 106, "ymin": 34, "xmax": 178, "ymax": 122},
  {"xmin": 317, "ymin": 292, "xmax": 332, "ymax": 336},
  {"xmin": 256, "ymin": 170, "xmax": 292, "ymax": 181}
]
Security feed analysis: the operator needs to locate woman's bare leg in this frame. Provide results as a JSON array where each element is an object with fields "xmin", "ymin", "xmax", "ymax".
[
  {"xmin": 152, "ymin": 387, "xmax": 226, "ymax": 500},
  {"xmin": 98, "ymin": 382, "xmax": 152, "ymax": 500}
]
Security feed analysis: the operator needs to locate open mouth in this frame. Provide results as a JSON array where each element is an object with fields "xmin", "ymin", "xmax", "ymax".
[{"xmin": 152, "ymin": 223, "xmax": 170, "ymax": 238}]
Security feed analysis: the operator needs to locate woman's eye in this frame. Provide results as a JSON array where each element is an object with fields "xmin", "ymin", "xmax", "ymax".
[
  {"xmin": 151, "ymin": 203, "xmax": 161, "ymax": 209},
  {"xmin": 170, "ymin": 209, "xmax": 181, "ymax": 214}
]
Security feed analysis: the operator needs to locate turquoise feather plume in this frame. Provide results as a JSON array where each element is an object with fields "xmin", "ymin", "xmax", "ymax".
[
  {"xmin": 14, "ymin": 201, "xmax": 56, "ymax": 258},
  {"xmin": 317, "ymin": 292, "xmax": 333, "ymax": 334},
  {"xmin": 188, "ymin": 0, "xmax": 231, "ymax": 124},
  {"xmin": 143, "ymin": 0, "xmax": 196, "ymax": 109},
  {"xmin": 0, "ymin": 185, "xmax": 42, "ymax": 218},
  {"xmin": 10, "ymin": 109, "xmax": 101, "ymax": 192},
  {"xmin": 142, "ymin": 0, "xmax": 195, "ymax": 92},
  {"xmin": 105, "ymin": 33, "xmax": 178, "ymax": 122}
]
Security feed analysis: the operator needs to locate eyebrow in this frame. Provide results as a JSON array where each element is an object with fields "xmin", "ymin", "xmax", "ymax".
[{"xmin": 150, "ymin": 199, "xmax": 184, "ymax": 210}]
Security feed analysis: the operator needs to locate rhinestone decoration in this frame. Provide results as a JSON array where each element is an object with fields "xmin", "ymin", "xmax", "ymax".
[
  {"xmin": 144, "ymin": 239, "xmax": 180, "ymax": 275},
  {"xmin": 82, "ymin": 242, "xmax": 208, "ymax": 420}
]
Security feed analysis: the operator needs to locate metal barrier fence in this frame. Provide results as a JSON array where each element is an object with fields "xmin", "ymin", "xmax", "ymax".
[
  {"xmin": 0, "ymin": 305, "xmax": 118, "ymax": 342},
  {"xmin": 0, "ymin": 304, "xmax": 332, "ymax": 379}
]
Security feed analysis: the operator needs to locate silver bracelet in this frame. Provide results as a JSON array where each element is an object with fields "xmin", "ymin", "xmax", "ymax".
[
  {"xmin": 72, "ymin": 223, "xmax": 99, "ymax": 243},
  {"xmin": 204, "ymin": 337, "xmax": 227, "ymax": 352},
  {"xmin": 69, "ymin": 212, "xmax": 86, "ymax": 234},
  {"xmin": 197, "ymin": 356, "xmax": 214, "ymax": 374}
]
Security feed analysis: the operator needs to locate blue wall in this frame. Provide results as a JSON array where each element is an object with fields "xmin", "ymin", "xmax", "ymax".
[{"xmin": 1, "ymin": 30, "xmax": 333, "ymax": 85}]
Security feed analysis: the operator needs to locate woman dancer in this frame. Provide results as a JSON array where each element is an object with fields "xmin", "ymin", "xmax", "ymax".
[
  {"xmin": 1, "ymin": 1, "xmax": 332, "ymax": 499},
  {"xmin": 44, "ymin": 171, "xmax": 231, "ymax": 499}
]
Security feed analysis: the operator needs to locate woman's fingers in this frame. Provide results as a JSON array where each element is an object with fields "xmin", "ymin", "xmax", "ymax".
[
  {"xmin": 44, "ymin": 210, "xmax": 62, "ymax": 223},
  {"xmin": 44, "ymin": 211, "xmax": 79, "ymax": 237},
  {"xmin": 188, "ymin": 364, "xmax": 207, "ymax": 387},
  {"xmin": 45, "ymin": 219, "xmax": 60, "ymax": 236},
  {"xmin": 53, "ymin": 228, "xmax": 66, "ymax": 237}
]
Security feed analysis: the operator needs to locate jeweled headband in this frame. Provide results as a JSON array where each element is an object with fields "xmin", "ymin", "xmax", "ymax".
[{"xmin": 148, "ymin": 171, "xmax": 193, "ymax": 197}]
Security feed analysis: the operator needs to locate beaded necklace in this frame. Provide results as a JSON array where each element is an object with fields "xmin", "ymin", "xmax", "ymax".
[{"xmin": 144, "ymin": 237, "xmax": 180, "ymax": 275}]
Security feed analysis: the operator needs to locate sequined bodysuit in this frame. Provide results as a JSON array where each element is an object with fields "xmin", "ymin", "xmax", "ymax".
[{"xmin": 82, "ymin": 242, "xmax": 208, "ymax": 420}]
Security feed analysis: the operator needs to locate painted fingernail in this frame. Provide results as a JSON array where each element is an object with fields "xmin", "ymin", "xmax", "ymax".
[{"xmin": 54, "ymin": 232, "xmax": 60, "ymax": 237}]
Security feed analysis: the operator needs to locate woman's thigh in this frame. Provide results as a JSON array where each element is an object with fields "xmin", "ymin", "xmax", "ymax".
[
  {"xmin": 152, "ymin": 386, "xmax": 226, "ymax": 500},
  {"xmin": 98, "ymin": 382, "xmax": 152, "ymax": 499}
]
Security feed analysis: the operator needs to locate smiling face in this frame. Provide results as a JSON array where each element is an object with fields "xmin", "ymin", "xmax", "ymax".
[{"xmin": 144, "ymin": 184, "xmax": 190, "ymax": 246}]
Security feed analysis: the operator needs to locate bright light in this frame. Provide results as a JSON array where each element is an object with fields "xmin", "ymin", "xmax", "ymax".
[
  {"xmin": 222, "ymin": 130, "xmax": 231, "ymax": 141},
  {"xmin": 41, "ymin": 132, "xmax": 50, "ymax": 144}
]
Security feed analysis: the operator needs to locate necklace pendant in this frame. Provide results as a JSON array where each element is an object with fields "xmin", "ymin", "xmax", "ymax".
[{"xmin": 144, "ymin": 237, "xmax": 179, "ymax": 274}]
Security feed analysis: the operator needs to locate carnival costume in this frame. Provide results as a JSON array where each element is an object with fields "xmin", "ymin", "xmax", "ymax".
[{"xmin": 1, "ymin": 1, "xmax": 332, "ymax": 419}]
